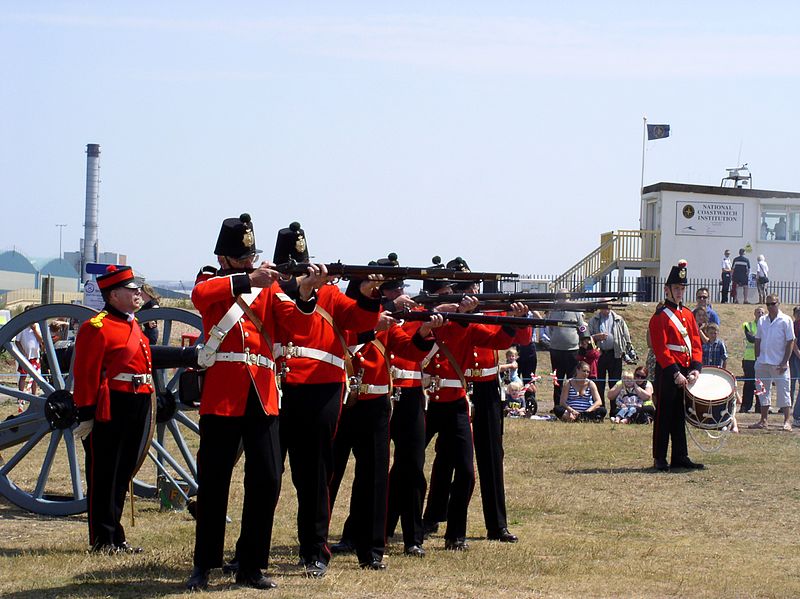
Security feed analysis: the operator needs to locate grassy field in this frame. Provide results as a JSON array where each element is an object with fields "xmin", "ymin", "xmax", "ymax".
[{"xmin": 1, "ymin": 301, "xmax": 799, "ymax": 598}]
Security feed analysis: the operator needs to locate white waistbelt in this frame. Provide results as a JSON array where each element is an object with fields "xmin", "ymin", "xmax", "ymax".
[
  {"xmin": 356, "ymin": 384, "xmax": 390, "ymax": 395},
  {"xmin": 666, "ymin": 344, "xmax": 690, "ymax": 354},
  {"xmin": 466, "ymin": 367, "xmax": 499, "ymax": 378},
  {"xmin": 423, "ymin": 375, "xmax": 463, "ymax": 389},
  {"xmin": 216, "ymin": 352, "xmax": 276, "ymax": 370},
  {"xmin": 274, "ymin": 343, "xmax": 346, "ymax": 370},
  {"xmin": 390, "ymin": 367, "xmax": 422, "ymax": 380},
  {"xmin": 112, "ymin": 373, "xmax": 153, "ymax": 385}
]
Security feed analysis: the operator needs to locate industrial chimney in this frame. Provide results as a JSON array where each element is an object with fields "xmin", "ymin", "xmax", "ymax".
[{"xmin": 81, "ymin": 143, "xmax": 100, "ymax": 282}]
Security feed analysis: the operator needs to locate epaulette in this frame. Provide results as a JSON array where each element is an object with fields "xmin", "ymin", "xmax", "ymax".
[{"xmin": 89, "ymin": 311, "xmax": 108, "ymax": 328}]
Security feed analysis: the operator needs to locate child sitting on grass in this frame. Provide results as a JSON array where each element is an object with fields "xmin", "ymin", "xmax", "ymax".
[{"xmin": 608, "ymin": 369, "xmax": 643, "ymax": 424}]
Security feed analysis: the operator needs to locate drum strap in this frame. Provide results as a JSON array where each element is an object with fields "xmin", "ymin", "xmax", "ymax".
[{"xmin": 662, "ymin": 306, "xmax": 691, "ymax": 356}]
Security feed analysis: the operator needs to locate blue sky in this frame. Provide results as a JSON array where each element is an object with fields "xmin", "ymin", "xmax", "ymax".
[{"xmin": 2, "ymin": 1, "xmax": 799, "ymax": 281}]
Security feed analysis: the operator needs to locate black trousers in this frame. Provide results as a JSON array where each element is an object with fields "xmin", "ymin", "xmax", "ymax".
[
  {"xmin": 386, "ymin": 387, "xmax": 428, "ymax": 548},
  {"xmin": 652, "ymin": 365, "xmax": 690, "ymax": 462},
  {"xmin": 471, "ymin": 380, "xmax": 509, "ymax": 535},
  {"xmin": 741, "ymin": 359, "xmax": 756, "ymax": 412},
  {"xmin": 83, "ymin": 391, "xmax": 150, "ymax": 547},
  {"xmin": 517, "ymin": 346, "xmax": 538, "ymax": 383},
  {"xmin": 328, "ymin": 396, "xmax": 391, "ymax": 565},
  {"xmin": 596, "ymin": 351, "xmax": 623, "ymax": 411},
  {"xmin": 422, "ymin": 434, "xmax": 451, "ymax": 527},
  {"xmin": 193, "ymin": 387, "xmax": 281, "ymax": 571},
  {"xmin": 721, "ymin": 272, "xmax": 731, "ymax": 303},
  {"xmin": 280, "ymin": 382, "xmax": 343, "ymax": 566},
  {"xmin": 550, "ymin": 349, "xmax": 578, "ymax": 404},
  {"xmin": 424, "ymin": 398, "xmax": 475, "ymax": 541}
]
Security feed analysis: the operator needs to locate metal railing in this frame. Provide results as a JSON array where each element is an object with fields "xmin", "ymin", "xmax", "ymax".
[{"xmin": 553, "ymin": 230, "xmax": 661, "ymax": 291}]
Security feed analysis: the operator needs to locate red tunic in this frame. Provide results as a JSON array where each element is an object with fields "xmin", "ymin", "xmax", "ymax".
[
  {"xmin": 73, "ymin": 309, "xmax": 153, "ymax": 422},
  {"xmin": 648, "ymin": 301, "xmax": 703, "ymax": 377},
  {"xmin": 192, "ymin": 272, "xmax": 315, "ymax": 417},
  {"xmin": 424, "ymin": 321, "xmax": 516, "ymax": 402},
  {"xmin": 389, "ymin": 320, "xmax": 430, "ymax": 389},
  {"xmin": 275, "ymin": 283, "xmax": 381, "ymax": 385},
  {"xmin": 345, "ymin": 323, "xmax": 433, "ymax": 400}
]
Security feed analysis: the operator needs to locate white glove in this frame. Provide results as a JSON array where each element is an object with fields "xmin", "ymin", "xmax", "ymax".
[{"xmin": 74, "ymin": 419, "xmax": 94, "ymax": 440}]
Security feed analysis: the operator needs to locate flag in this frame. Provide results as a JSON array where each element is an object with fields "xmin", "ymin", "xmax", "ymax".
[{"xmin": 647, "ymin": 124, "xmax": 670, "ymax": 140}]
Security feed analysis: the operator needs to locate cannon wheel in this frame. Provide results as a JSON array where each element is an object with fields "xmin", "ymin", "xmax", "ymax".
[
  {"xmin": 0, "ymin": 304, "xmax": 102, "ymax": 515},
  {"xmin": 0, "ymin": 303, "xmax": 202, "ymax": 516},
  {"xmin": 132, "ymin": 306, "xmax": 202, "ymax": 502}
]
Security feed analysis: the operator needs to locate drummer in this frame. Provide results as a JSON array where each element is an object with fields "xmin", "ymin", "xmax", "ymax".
[{"xmin": 648, "ymin": 259, "xmax": 705, "ymax": 472}]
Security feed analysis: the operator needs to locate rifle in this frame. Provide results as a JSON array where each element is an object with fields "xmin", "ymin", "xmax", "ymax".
[
  {"xmin": 475, "ymin": 301, "xmax": 626, "ymax": 312},
  {"xmin": 412, "ymin": 291, "xmax": 635, "ymax": 304},
  {"xmin": 390, "ymin": 309, "xmax": 580, "ymax": 328},
  {"xmin": 273, "ymin": 260, "xmax": 518, "ymax": 282}
]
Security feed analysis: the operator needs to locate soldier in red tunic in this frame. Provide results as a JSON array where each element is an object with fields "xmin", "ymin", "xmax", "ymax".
[
  {"xmin": 271, "ymin": 222, "xmax": 382, "ymax": 578},
  {"xmin": 649, "ymin": 260, "xmax": 705, "ymax": 472},
  {"xmin": 328, "ymin": 257, "xmax": 443, "ymax": 569},
  {"xmin": 186, "ymin": 214, "xmax": 321, "ymax": 591},
  {"xmin": 73, "ymin": 265, "xmax": 152, "ymax": 554}
]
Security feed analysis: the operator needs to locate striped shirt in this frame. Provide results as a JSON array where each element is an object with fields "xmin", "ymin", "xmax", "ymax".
[{"xmin": 566, "ymin": 381, "xmax": 594, "ymax": 412}]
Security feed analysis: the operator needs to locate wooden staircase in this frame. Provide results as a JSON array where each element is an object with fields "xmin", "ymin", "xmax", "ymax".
[{"xmin": 553, "ymin": 230, "xmax": 661, "ymax": 292}]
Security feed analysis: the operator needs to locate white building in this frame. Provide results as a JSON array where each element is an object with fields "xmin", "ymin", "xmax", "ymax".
[{"xmin": 640, "ymin": 182, "xmax": 800, "ymax": 282}]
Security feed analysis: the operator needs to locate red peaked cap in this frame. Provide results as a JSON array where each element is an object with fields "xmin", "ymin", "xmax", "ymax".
[{"xmin": 97, "ymin": 265, "xmax": 140, "ymax": 291}]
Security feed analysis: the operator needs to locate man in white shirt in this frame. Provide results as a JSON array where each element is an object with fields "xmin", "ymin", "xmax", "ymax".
[
  {"xmin": 749, "ymin": 294, "xmax": 795, "ymax": 431},
  {"xmin": 14, "ymin": 315, "xmax": 43, "ymax": 397},
  {"xmin": 720, "ymin": 249, "xmax": 732, "ymax": 304}
]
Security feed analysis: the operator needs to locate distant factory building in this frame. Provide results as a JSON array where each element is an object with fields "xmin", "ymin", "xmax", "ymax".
[{"xmin": 0, "ymin": 251, "xmax": 38, "ymax": 291}]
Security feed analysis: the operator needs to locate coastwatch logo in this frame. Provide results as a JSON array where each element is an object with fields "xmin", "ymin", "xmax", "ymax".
[{"xmin": 682, "ymin": 204, "xmax": 695, "ymax": 219}]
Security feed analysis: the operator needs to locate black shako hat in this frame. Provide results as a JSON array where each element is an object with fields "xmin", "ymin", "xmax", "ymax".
[
  {"xmin": 446, "ymin": 256, "xmax": 477, "ymax": 292},
  {"xmin": 214, "ymin": 213, "xmax": 261, "ymax": 259},
  {"xmin": 422, "ymin": 256, "xmax": 452, "ymax": 294},
  {"xmin": 376, "ymin": 252, "xmax": 407, "ymax": 292},
  {"xmin": 273, "ymin": 221, "xmax": 309, "ymax": 264},
  {"xmin": 665, "ymin": 259, "xmax": 689, "ymax": 286}
]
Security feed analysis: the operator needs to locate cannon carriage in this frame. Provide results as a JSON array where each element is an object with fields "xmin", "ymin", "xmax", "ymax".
[{"xmin": 0, "ymin": 303, "xmax": 203, "ymax": 516}]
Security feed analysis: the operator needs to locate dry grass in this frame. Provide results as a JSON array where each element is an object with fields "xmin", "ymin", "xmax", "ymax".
[{"xmin": 2, "ymin": 301, "xmax": 800, "ymax": 598}]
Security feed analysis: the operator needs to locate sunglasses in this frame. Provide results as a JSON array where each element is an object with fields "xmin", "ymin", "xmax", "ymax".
[{"xmin": 766, "ymin": 302, "xmax": 777, "ymax": 306}]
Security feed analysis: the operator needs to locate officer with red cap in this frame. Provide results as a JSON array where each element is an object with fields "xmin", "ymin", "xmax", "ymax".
[
  {"xmin": 649, "ymin": 259, "xmax": 704, "ymax": 472},
  {"xmin": 73, "ymin": 264, "xmax": 152, "ymax": 554}
]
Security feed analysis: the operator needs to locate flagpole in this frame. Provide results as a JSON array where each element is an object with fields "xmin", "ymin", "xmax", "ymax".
[{"xmin": 640, "ymin": 116, "xmax": 647, "ymax": 196}]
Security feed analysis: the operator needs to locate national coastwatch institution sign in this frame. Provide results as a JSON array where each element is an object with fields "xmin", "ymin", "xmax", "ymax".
[{"xmin": 675, "ymin": 201, "xmax": 744, "ymax": 237}]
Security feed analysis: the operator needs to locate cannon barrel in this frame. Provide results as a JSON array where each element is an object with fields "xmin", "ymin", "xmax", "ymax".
[{"xmin": 150, "ymin": 345, "xmax": 201, "ymax": 370}]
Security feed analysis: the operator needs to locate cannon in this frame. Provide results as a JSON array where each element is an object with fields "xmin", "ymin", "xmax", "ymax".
[{"xmin": 0, "ymin": 303, "xmax": 203, "ymax": 516}]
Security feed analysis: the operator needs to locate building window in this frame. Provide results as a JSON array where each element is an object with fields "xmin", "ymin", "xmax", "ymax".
[{"xmin": 760, "ymin": 205, "xmax": 800, "ymax": 242}]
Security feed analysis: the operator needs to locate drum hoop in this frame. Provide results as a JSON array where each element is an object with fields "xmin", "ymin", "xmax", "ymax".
[{"xmin": 686, "ymin": 366, "xmax": 736, "ymax": 404}]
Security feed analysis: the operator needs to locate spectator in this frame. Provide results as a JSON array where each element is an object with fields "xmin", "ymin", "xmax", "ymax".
[
  {"xmin": 588, "ymin": 302, "xmax": 633, "ymax": 414},
  {"xmin": 547, "ymin": 291, "xmax": 586, "ymax": 406},
  {"xmin": 633, "ymin": 366, "xmax": 656, "ymax": 423},
  {"xmin": 499, "ymin": 348, "xmax": 520, "ymax": 385},
  {"xmin": 577, "ymin": 326, "xmax": 600, "ymax": 380},
  {"xmin": 741, "ymin": 307, "xmax": 765, "ymax": 413},
  {"xmin": 608, "ymin": 369, "xmax": 643, "ymax": 424},
  {"xmin": 138, "ymin": 283, "xmax": 161, "ymax": 345},
  {"xmin": 701, "ymin": 323, "xmax": 727, "ymax": 369},
  {"xmin": 790, "ymin": 307, "xmax": 800, "ymax": 427},
  {"xmin": 756, "ymin": 255, "xmax": 769, "ymax": 305},
  {"xmin": 760, "ymin": 218, "xmax": 770, "ymax": 240},
  {"xmin": 503, "ymin": 381, "xmax": 526, "ymax": 418},
  {"xmin": 749, "ymin": 294, "xmax": 795, "ymax": 431},
  {"xmin": 694, "ymin": 287, "xmax": 720, "ymax": 325},
  {"xmin": 553, "ymin": 361, "xmax": 606, "ymax": 422},
  {"xmin": 731, "ymin": 248, "xmax": 750, "ymax": 304},
  {"xmin": 692, "ymin": 307, "xmax": 711, "ymax": 344},
  {"xmin": 774, "ymin": 216, "xmax": 787, "ymax": 240},
  {"xmin": 644, "ymin": 303, "xmax": 664, "ymax": 384},
  {"xmin": 14, "ymin": 306, "xmax": 43, "ymax": 409},
  {"xmin": 720, "ymin": 249, "xmax": 732, "ymax": 304}
]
